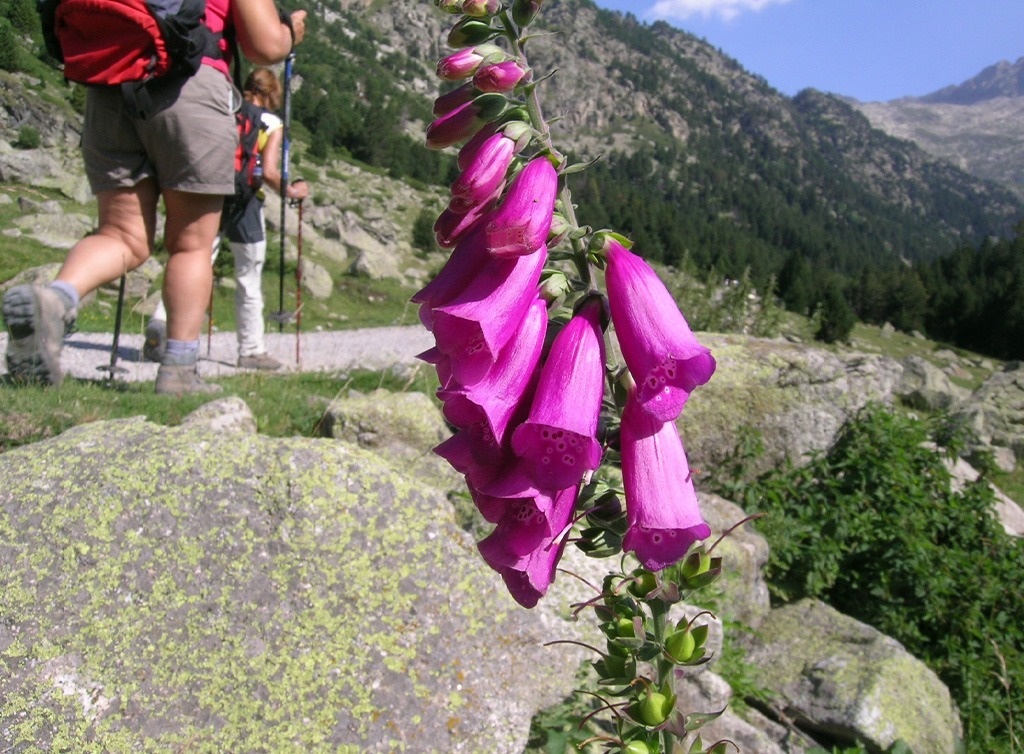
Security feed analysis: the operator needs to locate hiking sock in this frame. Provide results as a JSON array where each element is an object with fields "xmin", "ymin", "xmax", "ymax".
[
  {"xmin": 46, "ymin": 281, "xmax": 79, "ymax": 314},
  {"xmin": 164, "ymin": 339, "xmax": 200, "ymax": 365}
]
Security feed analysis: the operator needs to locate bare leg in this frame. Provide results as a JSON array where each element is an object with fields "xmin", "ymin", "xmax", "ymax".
[
  {"xmin": 56, "ymin": 181, "xmax": 159, "ymax": 296},
  {"xmin": 161, "ymin": 189, "xmax": 224, "ymax": 342}
]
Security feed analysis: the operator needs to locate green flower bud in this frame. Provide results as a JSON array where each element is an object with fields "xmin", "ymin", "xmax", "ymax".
[
  {"xmin": 615, "ymin": 616, "xmax": 636, "ymax": 638},
  {"xmin": 511, "ymin": 0, "xmax": 542, "ymax": 27},
  {"xmin": 623, "ymin": 741, "xmax": 651, "ymax": 754},
  {"xmin": 636, "ymin": 689, "xmax": 674, "ymax": 727},
  {"xmin": 665, "ymin": 627, "xmax": 696, "ymax": 663},
  {"xmin": 435, "ymin": 0, "xmax": 464, "ymax": 13},
  {"xmin": 539, "ymin": 269, "xmax": 571, "ymax": 302},
  {"xmin": 680, "ymin": 549, "xmax": 712, "ymax": 580},
  {"xmin": 447, "ymin": 18, "xmax": 497, "ymax": 47},
  {"xmin": 628, "ymin": 569, "xmax": 658, "ymax": 597}
]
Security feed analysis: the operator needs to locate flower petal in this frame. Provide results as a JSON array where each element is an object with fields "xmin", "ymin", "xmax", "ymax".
[
  {"xmin": 511, "ymin": 297, "xmax": 605, "ymax": 489},
  {"xmin": 605, "ymin": 240, "xmax": 716, "ymax": 422},
  {"xmin": 619, "ymin": 391, "xmax": 711, "ymax": 571}
]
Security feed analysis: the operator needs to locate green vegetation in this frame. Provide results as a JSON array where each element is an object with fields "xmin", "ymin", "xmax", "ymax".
[
  {"xmin": 0, "ymin": 368, "xmax": 440, "ymax": 454},
  {"xmin": 730, "ymin": 406, "xmax": 1023, "ymax": 753}
]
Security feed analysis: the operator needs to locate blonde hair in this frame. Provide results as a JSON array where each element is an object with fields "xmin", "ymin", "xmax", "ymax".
[{"xmin": 242, "ymin": 67, "xmax": 283, "ymax": 112}]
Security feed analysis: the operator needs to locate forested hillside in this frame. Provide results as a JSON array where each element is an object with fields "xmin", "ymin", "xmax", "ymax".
[{"xmin": 2, "ymin": 0, "xmax": 1023, "ymax": 356}]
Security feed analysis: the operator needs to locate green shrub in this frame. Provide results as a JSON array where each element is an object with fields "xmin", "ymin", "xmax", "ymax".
[
  {"xmin": 14, "ymin": 125, "xmax": 41, "ymax": 150},
  {"xmin": 742, "ymin": 406, "xmax": 1023, "ymax": 752}
]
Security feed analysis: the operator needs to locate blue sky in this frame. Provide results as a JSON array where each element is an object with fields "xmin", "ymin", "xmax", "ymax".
[{"xmin": 590, "ymin": 0, "xmax": 1024, "ymax": 102}]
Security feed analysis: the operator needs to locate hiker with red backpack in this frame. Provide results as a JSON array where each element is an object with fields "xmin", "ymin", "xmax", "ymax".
[
  {"xmin": 144, "ymin": 66, "xmax": 309, "ymax": 370},
  {"xmin": 1, "ymin": 0, "xmax": 307, "ymax": 394}
]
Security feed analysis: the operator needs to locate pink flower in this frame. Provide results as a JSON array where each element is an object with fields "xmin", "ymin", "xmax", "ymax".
[
  {"xmin": 436, "ymin": 45, "xmax": 494, "ymax": 81},
  {"xmin": 425, "ymin": 94, "xmax": 506, "ymax": 150},
  {"xmin": 511, "ymin": 296, "xmax": 605, "ymax": 490},
  {"xmin": 485, "ymin": 157, "xmax": 558, "ymax": 257},
  {"xmin": 432, "ymin": 245, "xmax": 547, "ymax": 386},
  {"xmin": 411, "ymin": 226, "xmax": 490, "ymax": 327},
  {"xmin": 433, "ymin": 431, "xmax": 505, "ymax": 490},
  {"xmin": 619, "ymin": 390, "xmax": 711, "ymax": 571},
  {"xmin": 457, "ymin": 123, "xmax": 499, "ymax": 171},
  {"xmin": 451, "ymin": 132, "xmax": 517, "ymax": 210},
  {"xmin": 471, "ymin": 463, "xmax": 553, "ymax": 524},
  {"xmin": 433, "ymin": 197, "xmax": 497, "ymax": 249},
  {"xmin": 462, "ymin": 0, "xmax": 501, "ymax": 17},
  {"xmin": 438, "ymin": 297, "xmax": 547, "ymax": 447},
  {"xmin": 477, "ymin": 484, "xmax": 578, "ymax": 608},
  {"xmin": 473, "ymin": 60, "xmax": 529, "ymax": 93},
  {"xmin": 604, "ymin": 239, "xmax": 716, "ymax": 422},
  {"xmin": 433, "ymin": 82, "xmax": 476, "ymax": 116}
]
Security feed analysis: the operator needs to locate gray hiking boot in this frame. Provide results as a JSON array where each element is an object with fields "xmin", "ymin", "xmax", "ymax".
[
  {"xmin": 237, "ymin": 352, "xmax": 282, "ymax": 370},
  {"xmin": 155, "ymin": 362, "xmax": 223, "ymax": 395},
  {"xmin": 2, "ymin": 284, "xmax": 73, "ymax": 386},
  {"xmin": 143, "ymin": 318, "xmax": 167, "ymax": 363}
]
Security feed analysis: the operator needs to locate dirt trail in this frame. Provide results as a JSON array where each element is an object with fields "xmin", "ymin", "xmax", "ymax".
[{"xmin": 0, "ymin": 326, "xmax": 435, "ymax": 385}]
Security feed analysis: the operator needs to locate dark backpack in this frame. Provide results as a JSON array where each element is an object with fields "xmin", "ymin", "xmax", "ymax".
[
  {"xmin": 221, "ymin": 100, "xmax": 265, "ymax": 232},
  {"xmin": 39, "ymin": 0, "xmax": 223, "ymax": 118}
]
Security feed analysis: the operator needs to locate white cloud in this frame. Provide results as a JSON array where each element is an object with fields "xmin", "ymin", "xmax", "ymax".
[{"xmin": 649, "ymin": 0, "xmax": 794, "ymax": 22}]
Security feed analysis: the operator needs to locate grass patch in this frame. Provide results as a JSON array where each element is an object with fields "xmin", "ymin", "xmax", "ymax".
[{"xmin": 0, "ymin": 368, "xmax": 440, "ymax": 455}]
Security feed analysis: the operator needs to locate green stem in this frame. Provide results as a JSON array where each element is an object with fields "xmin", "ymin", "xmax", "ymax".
[
  {"xmin": 503, "ymin": 14, "xmax": 594, "ymax": 291},
  {"xmin": 651, "ymin": 604, "xmax": 678, "ymax": 754}
]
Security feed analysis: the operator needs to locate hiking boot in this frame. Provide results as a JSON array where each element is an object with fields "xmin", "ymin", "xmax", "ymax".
[
  {"xmin": 155, "ymin": 362, "xmax": 223, "ymax": 395},
  {"xmin": 143, "ymin": 318, "xmax": 167, "ymax": 363},
  {"xmin": 237, "ymin": 352, "xmax": 282, "ymax": 371},
  {"xmin": 2, "ymin": 284, "xmax": 72, "ymax": 386}
]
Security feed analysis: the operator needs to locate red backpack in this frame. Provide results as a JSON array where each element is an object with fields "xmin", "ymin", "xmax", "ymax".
[
  {"xmin": 39, "ymin": 0, "xmax": 223, "ymax": 117},
  {"xmin": 221, "ymin": 100, "xmax": 265, "ymax": 228}
]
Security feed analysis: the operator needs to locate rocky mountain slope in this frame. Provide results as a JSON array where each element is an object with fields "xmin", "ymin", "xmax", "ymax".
[
  {"xmin": 4, "ymin": 0, "xmax": 1023, "ymax": 284},
  {"xmin": 853, "ymin": 56, "xmax": 1024, "ymax": 197}
]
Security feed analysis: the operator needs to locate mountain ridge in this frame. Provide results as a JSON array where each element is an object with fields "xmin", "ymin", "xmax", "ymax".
[{"xmin": 852, "ymin": 56, "xmax": 1024, "ymax": 197}]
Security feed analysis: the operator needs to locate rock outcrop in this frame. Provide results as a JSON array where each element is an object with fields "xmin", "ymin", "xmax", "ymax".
[{"xmin": 0, "ymin": 388, "xmax": 984, "ymax": 752}]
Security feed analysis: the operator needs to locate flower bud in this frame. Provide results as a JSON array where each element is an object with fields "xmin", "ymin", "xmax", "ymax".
[
  {"xmin": 451, "ymin": 132, "xmax": 517, "ymax": 208},
  {"xmin": 546, "ymin": 211, "xmax": 570, "ymax": 246},
  {"xmin": 680, "ymin": 550, "xmax": 712, "ymax": 580},
  {"xmin": 462, "ymin": 0, "xmax": 500, "ymax": 16},
  {"xmin": 664, "ymin": 627, "xmax": 696, "ymax": 663},
  {"xmin": 511, "ymin": 0, "xmax": 543, "ymax": 27},
  {"xmin": 437, "ymin": 45, "xmax": 498, "ymax": 81},
  {"xmin": 484, "ymin": 156, "xmax": 558, "ymax": 257},
  {"xmin": 425, "ymin": 94, "xmax": 508, "ymax": 150},
  {"xmin": 473, "ymin": 60, "xmax": 530, "ymax": 93},
  {"xmin": 636, "ymin": 689, "xmax": 674, "ymax": 727},
  {"xmin": 624, "ymin": 742, "xmax": 651, "ymax": 754},
  {"xmin": 447, "ymin": 17, "xmax": 496, "ymax": 47},
  {"xmin": 433, "ymin": 82, "xmax": 476, "ymax": 116},
  {"xmin": 539, "ymin": 269, "xmax": 570, "ymax": 302}
]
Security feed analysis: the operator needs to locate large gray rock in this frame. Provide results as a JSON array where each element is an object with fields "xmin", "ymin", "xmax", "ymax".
[
  {"xmin": 897, "ymin": 354, "xmax": 969, "ymax": 411},
  {"xmin": 681, "ymin": 335, "xmax": 904, "ymax": 474},
  {"xmin": 956, "ymin": 361, "xmax": 1024, "ymax": 463},
  {"xmin": 744, "ymin": 599, "xmax": 963, "ymax": 754},
  {"xmin": 0, "ymin": 416, "xmax": 585, "ymax": 753}
]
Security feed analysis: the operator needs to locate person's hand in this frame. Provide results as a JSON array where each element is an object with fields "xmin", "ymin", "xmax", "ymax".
[
  {"xmin": 290, "ymin": 10, "xmax": 307, "ymax": 45},
  {"xmin": 289, "ymin": 178, "xmax": 310, "ymax": 202}
]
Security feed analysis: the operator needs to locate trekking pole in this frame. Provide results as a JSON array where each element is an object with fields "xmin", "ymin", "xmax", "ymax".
[
  {"xmin": 206, "ymin": 286, "xmax": 214, "ymax": 357},
  {"xmin": 97, "ymin": 274, "xmax": 128, "ymax": 379},
  {"xmin": 293, "ymin": 191, "xmax": 304, "ymax": 366},
  {"xmin": 207, "ymin": 236, "xmax": 220, "ymax": 357},
  {"xmin": 275, "ymin": 51, "xmax": 295, "ymax": 332}
]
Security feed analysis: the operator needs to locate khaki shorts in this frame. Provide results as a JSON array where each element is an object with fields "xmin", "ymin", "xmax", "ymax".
[{"xmin": 82, "ymin": 65, "xmax": 237, "ymax": 196}]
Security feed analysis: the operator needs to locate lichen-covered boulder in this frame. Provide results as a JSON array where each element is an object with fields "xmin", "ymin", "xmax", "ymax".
[
  {"xmin": 743, "ymin": 599, "xmax": 962, "ymax": 754},
  {"xmin": 897, "ymin": 354, "xmax": 969, "ymax": 411},
  {"xmin": 956, "ymin": 361, "xmax": 1024, "ymax": 463},
  {"xmin": 681, "ymin": 335, "xmax": 904, "ymax": 475},
  {"xmin": 0, "ymin": 417, "xmax": 583, "ymax": 753}
]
